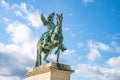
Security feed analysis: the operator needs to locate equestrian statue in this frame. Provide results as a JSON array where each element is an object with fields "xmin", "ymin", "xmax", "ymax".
[{"xmin": 35, "ymin": 12, "xmax": 67, "ymax": 67}]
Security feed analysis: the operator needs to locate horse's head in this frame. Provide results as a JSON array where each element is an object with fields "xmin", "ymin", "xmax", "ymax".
[
  {"xmin": 56, "ymin": 13, "xmax": 63, "ymax": 26},
  {"xmin": 51, "ymin": 13, "xmax": 63, "ymax": 44},
  {"xmin": 53, "ymin": 13, "xmax": 63, "ymax": 33}
]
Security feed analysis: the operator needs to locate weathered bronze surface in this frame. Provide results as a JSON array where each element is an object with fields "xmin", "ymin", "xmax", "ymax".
[{"xmin": 35, "ymin": 12, "xmax": 67, "ymax": 67}]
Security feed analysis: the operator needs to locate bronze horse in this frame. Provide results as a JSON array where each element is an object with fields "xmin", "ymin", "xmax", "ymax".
[{"xmin": 35, "ymin": 13, "xmax": 66, "ymax": 67}]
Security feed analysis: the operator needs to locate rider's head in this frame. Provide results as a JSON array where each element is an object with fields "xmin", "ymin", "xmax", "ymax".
[{"xmin": 48, "ymin": 12, "xmax": 55, "ymax": 21}]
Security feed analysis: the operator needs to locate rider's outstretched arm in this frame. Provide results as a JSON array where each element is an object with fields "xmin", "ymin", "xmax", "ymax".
[{"xmin": 41, "ymin": 14, "xmax": 48, "ymax": 26}]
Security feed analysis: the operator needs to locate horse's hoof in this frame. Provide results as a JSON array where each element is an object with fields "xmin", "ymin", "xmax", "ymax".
[
  {"xmin": 46, "ymin": 60, "xmax": 50, "ymax": 63},
  {"xmin": 62, "ymin": 48, "xmax": 67, "ymax": 52}
]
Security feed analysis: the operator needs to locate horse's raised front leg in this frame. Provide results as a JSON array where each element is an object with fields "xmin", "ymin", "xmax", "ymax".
[
  {"xmin": 56, "ymin": 50, "xmax": 60, "ymax": 63},
  {"xmin": 61, "ymin": 43, "xmax": 67, "ymax": 52},
  {"xmin": 55, "ymin": 46, "xmax": 60, "ymax": 63}
]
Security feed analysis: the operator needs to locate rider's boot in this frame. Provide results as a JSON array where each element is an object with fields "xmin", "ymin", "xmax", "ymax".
[{"xmin": 43, "ymin": 37, "xmax": 48, "ymax": 47}]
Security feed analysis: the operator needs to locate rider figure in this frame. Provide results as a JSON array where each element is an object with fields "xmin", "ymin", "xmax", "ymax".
[{"xmin": 40, "ymin": 12, "xmax": 55, "ymax": 47}]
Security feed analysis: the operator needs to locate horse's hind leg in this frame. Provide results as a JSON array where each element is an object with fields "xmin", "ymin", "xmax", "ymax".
[{"xmin": 43, "ymin": 51, "xmax": 50, "ymax": 63}]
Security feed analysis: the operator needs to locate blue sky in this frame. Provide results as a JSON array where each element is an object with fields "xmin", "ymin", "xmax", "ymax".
[{"xmin": 0, "ymin": 0, "xmax": 120, "ymax": 80}]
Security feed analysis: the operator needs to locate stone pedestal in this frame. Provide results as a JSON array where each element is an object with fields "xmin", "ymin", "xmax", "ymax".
[{"xmin": 26, "ymin": 62, "xmax": 74, "ymax": 80}]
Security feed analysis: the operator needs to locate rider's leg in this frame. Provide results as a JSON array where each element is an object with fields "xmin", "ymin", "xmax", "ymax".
[{"xmin": 43, "ymin": 37, "xmax": 49, "ymax": 46}]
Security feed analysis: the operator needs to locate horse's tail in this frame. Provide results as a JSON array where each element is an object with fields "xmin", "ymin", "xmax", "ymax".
[
  {"xmin": 35, "ymin": 39, "xmax": 42, "ymax": 66},
  {"xmin": 37, "ymin": 40, "xmax": 41, "ymax": 53}
]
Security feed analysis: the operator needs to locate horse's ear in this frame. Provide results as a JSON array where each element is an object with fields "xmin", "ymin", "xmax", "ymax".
[
  {"xmin": 61, "ymin": 13, "xmax": 63, "ymax": 16},
  {"xmin": 52, "ymin": 12, "xmax": 55, "ymax": 15}
]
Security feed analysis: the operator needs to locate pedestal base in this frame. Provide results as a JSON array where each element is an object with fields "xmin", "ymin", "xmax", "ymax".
[{"xmin": 26, "ymin": 62, "xmax": 74, "ymax": 80}]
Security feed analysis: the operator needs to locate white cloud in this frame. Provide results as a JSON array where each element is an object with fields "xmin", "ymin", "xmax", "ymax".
[
  {"xmin": 107, "ymin": 33, "xmax": 120, "ymax": 40},
  {"xmin": 0, "ymin": 67, "xmax": 11, "ymax": 75},
  {"xmin": 2, "ymin": 17, "xmax": 10, "ymax": 24},
  {"xmin": 87, "ymin": 48, "xmax": 101, "ymax": 61},
  {"xmin": 87, "ymin": 40, "xmax": 111, "ymax": 61},
  {"xmin": 7, "ymin": 21, "xmax": 32, "ymax": 43},
  {"xmin": 5, "ymin": 44, "xmax": 21, "ymax": 54},
  {"xmin": 114, "ymin": 46, "xmax": 120, "ymax": 53},
  {"xmin": 107, "ymin": 56, "xmax": 120, "ymax": 70},
  {"xmin": 88, "ymin": 40, "xmax": 111, "ymax": 51},
  {"xmin": 0, "ymin": 0, "xmax": 9, "ymax": 8},
  {"xmin": 82, "ymin": 0, "xmax": 94, "ymax": 7},
  {"xmin": 13, "ymin": 3, "xmax": 42, "ymax": 28},
  {"xmin": 103, "ymin": 56, "xmax": 120, "ymax": 80},
  {"xmin": 48, "ymin": 54, "xmax": 56, "ymax": 62},
  {"xmin": 64, "ymin": 27, "xmax": 70, "ymax": 31},
  {"xmin": 0, "ymin": 41, "xmax": 36, "ymax": 62},
  {"xmin": 14, "ymin": 10, "xmax": 23, "ymax": 17},
  {"xmin": 0, "ymin": 21, "xmax": 37, "ymax": 78},
  {"xmin": 0, "ymin": 40, "xmax": 37, "ymax": 78},
  {"xmin": 112, "ymin": 34, "xmax": 120, "ymax": 40},
  {"xmin": 87, "ymin": 40, "xmax": 120, "ymax": 54},
  {"xmin": 82, "ymin": 0, "xmax": 94, "ymax": 4},
  {"xmin": 75, "ymin": 63, "xmax": 103, "ymax": 79},
  {"xmin": 63, "ymin": 49, "xmax": 76, "ymax": 56},
  {"xmin": 27, "ymin": 11, "xmax": 42, "ymax": 28},
  {"xmin": 0, "ymin": 75, "xmax": 27, "ymax": 80},
  {"xmin": 77, "ymin": 42, "xmax": 84, "ymax": 47},
  {"xmin": 75, "ymin": 61, "xmax": 120, "ymax": 80},
  {"xmin": 63, "ymin": 27, "xmax": 76, "ymax": 37},
  {"xmin": 20, "ymin": 3, "xmax": 26, "ymax": 10},
  {"xmin": 0, "ymin": 42, "xmax": 6, "ymax": 53},
  {"xmin": 110, "ymin": 41, "xmax": 120, "ymax": 53},
  {"xmin": 102, "ymin": 69, "xmax": 120, "ymax": 80}
]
